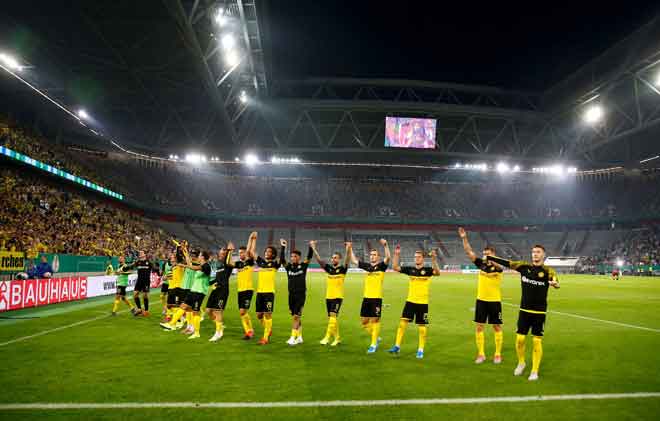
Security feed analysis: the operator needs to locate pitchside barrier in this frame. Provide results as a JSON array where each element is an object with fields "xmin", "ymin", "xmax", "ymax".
[{"xmin": 0, "ymin": 272, "xmax": 161, "ymax": 313}]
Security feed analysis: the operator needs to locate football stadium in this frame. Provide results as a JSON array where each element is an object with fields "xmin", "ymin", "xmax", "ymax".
[{"xmin": 1, "ymin": 1, "xmax": 660, "ymax": 420}]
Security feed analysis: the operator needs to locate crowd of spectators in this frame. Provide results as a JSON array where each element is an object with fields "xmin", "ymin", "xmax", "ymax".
[{"xmin": 0, "ymin": 168, "xmax": 169, "ymax": 259}]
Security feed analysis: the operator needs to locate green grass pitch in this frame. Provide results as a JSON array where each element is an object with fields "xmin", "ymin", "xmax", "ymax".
[{"xmin": 1, "ymin": 272, "xmax": 659, "ymax": 420}]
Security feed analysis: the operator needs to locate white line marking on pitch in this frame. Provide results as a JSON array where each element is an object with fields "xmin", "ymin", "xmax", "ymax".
[
  {"xmin": 502, "ymin": 302, "xmax": 660, "ymax": 333},
  {"xmin": 0, "ymin": 311, "xmax": 126, "ymax": 347},
  {"xmin": 0, "ymin": 392, "xmax": 659, "ymax": 410}
]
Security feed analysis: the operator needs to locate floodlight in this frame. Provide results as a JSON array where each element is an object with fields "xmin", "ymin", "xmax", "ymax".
[
  {"xmin": 0, "ymin": 53, "xmax": 22, "ymax": 71},
  {"xmin": 77, "ymin": 109, "xmax": 89, "ymax": 120},
  {"xmin": 221, "ymin": 34, "xmax": 235, "ymax": 50},
  {"xmin": 244, "ymin": 153, "xmax": 259, "ymax": 166},
  {"xmin": 496, "ymin": 162, "xmax": 510, "ymax": 173},
  {"xmin": 583, "ymin": 104, "xmax": 604, "ymax": 124}
]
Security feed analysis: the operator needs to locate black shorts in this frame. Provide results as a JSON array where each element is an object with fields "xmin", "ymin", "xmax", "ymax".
[
  {"xmin": 517, "ymin": 310, "xmax": 546, "ymax": 337},
  {"xmin": 326, "ymin": 298, "xmax": 343, "ymax": 315},
  {"xmin": 474, "ymin": 299, "xmax": 503, "ymax": 324},
  {"xmin": 401, "ymin": 301, "xmax": 429, "ymax": 325},
  {"xmin": 134, "ymin": 278, "xmax": 150, "ymax": 293},
  {"xmin": 184, "ymin": 291, "xmax": 206, "ymax": 312},
  {"xmin": 238, "ymin": 290, "xmax": 254, "ymax": 310},
  {"xmin": 207, "ymin": 287, "xmax": 229, "ymax": 311},
  {"xmin": 116, "ymin": 285, "xmax": 127, "ymax": 296},
  {"xmin": 167, "ymin": 287, "xmax": 185, "ymax": 306},
  {"xmin": 288, "ymin": 292, "xmax": 306, "ymax": 317},
  {"xmin": 360, "ymin": 298, "xmax": 383, "ymax": 318},
  {"xmin": 255, "ymin": 292, "xmax": 275, "ymax": 313},
  {"xmin": 160, "ymin": 283, "xmax": 169, "ymax": 294}
]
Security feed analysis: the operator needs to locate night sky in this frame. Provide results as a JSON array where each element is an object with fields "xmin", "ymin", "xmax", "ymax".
[{"xmin": 266, "ymin": 1, "xmax": 660, "ymax": 91}]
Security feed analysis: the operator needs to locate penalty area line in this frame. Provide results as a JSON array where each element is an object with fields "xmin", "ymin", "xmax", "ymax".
[
  {"xmin": 0, "ymin": 392, "xmax": 659, "ymax": 410},
  {"xmin": 501, "ymin": 302, "xmax": 660, "ymax": 333}
]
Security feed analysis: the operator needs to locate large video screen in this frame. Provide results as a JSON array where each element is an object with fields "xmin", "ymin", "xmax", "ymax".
[{"xmin": 385, "ymin": 116, "xmax": 436, "ymax": 149}]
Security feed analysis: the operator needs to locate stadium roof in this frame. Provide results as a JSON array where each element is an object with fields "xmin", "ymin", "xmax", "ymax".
[{"xmin": 1, "ymin": 1, "xmax": 660, "ymax": 165}]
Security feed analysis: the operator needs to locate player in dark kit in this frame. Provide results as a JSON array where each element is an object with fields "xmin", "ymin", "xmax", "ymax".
[
  {"xmin": 486, "ymin": 244, "xmax": 560, "ymax": 381},
  {"xmin": 129, "ymin": 250, "xmax": 156, "ymax": 317},
  {"xmin": 206, "ymin": 243, "xmax": 235, "ymax": 342},
  {"xmin": 280, "ymin": 240, "xmax": 314, "ymax": 346}
]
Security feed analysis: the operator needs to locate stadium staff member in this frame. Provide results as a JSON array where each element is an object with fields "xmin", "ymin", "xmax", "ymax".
[{"xmin": 129, "ymin": 250, "xmax": 156, "ymax": 317}]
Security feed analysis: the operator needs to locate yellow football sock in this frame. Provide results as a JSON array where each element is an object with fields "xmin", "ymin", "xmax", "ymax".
[
  {"xmin": 186, "ymin": 311, "xmax": 192, "ymax": 326},
  {"xmin": 395, "ymin": 319, "xmax": 409, "ymax": 346},
  {"xmin": 516, "ymin": 334, "xmax": 526, "ymax": 365},
  {"xmin": 323, "ymin": 318, "xmax": 332, "ymax": 340},
  {"xmin": 476, "ymin": 331, "xmax": 485, "ymax": 357},
  {"xmin": 124, "ymin": 299, "xmax": 134, "ymax": 309},
  {"xmin": 192, "ymin": 314, "xmax": 201, "ymax": 334},
  {"xmin": 418, "ymin": 325, "xmax": 427, "ymax": 351},
  {"xmin": 330, "ymin": 316, "xmax": 339, "ymax": 339},
  {"xmin": 291, "ymin": 328, "xmax": 297, "ymax": 338},
  {"xmin": 241, "ymin": 314, "xmax": 253, "ymax": 333},
  {"xmin": 264, "ymin": 318, "xmax": 273, "ymax": 340},
  {"xmin": 259, "ymin": 317, "xmax": 265, "ymax": 327},
  {"xmin": 532, "ymin": 336, "xmax": 543, "ymax": 373},
  {"xmin": 370, "ymin": 321, "xmax": 381, "ymax": 347},
  {"xmin": 494, "ymin": 331, "xmax": 503, "ymax": 357},
  {"xmin": 170, "ymin": 308, "xmax": 185, "ymax": 325},
  {"xmin": 215, "ymin": 320, "xmax": 223, "ymax": 333},
  {"xmin": 112, "ymin": 299, "xmax": 119, "ymax": 313}
]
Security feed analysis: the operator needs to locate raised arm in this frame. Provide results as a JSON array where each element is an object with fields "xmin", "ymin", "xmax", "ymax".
[
  {"xmin": 309, "ymin": 241, "xmax": 326, "ymax": 267},
  {"xmin": 458, "ymin": 227, "xmax": 477, "ymax": 262},
  {"xmin": 392, "ymin": 245, "xmax": 402, "ymax": 272},
  {"xmin": 349, "ymin": 243, "xmax": 359, "ymax": 265},
  {"xmin": 247, "ymin": 231, "xmax": 257, "ymax": 259},
  {"xmin": 225, "ymin": 242, "xmax": 235, "ymax": 266},
  {"xmin": 279, "ymin": 239, "xmax": 287, "ymax": 266},
  {"xmin": 344, "ymin": 242, "xmax": 352, "ymax": 267},
  {"xmin": 431, "ymin": 249, "xmax": 441, "ymax": 276},
  {"xmin": 304, "ymin": 246, "xmax": 313, "ymax": 264},
  {"xmin": 380, "ymin": 238, "xmax": 391, "ymax": 265},
  {"xmin": 548, "ymin": 268, "xmax": 560, "ymax": 289}
]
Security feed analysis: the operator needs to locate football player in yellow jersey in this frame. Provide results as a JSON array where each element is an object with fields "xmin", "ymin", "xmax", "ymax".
[
  {"xmin": 254, "ymin": 235, "xmax": 285, "ymax": 345},
  {"xmin": 235, "ymin": 232, "xmax": 257, "ymax": 339},
  {"xmin": 349, "ymin": 239, "xmax": 391, "ymax": 354},
  {"xmin": 458, "ymin": 227, "xmax": 505, "ymax": 364},
  {"xmin": 166, "ymin": 248, "xmax": 187, "ymax": 327},
  {"xmin": 388, "ymin": 246, "xmax": 440, "ymax": 359},
  {"xmin": 310, "ymin": 240, "xmax": 351, "ymax": 346}
]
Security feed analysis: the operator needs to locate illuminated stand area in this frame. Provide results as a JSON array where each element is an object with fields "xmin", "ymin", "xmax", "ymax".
[{"xmin": 0, "ymin": 145, "xmax": 123, "ymax": 200}]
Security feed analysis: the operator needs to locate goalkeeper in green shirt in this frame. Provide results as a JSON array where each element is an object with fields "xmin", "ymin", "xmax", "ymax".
[{"xmin": 112, "ymin": 255, "xmax": 136, "ymax": 316}]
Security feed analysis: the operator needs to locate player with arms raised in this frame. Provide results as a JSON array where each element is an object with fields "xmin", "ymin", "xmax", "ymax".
[
  {"xmin": 458, "ymin": 227, "xmax": 504, "ymax": 364},
  {"xmin": 235, "ymin": 232, "xmax": 257, "ymax": 339},
  {"xmin": 254, "ymin": 235, "xmax": 284, "ymax": 345},
  {"xmin": 310, "ymin": 240, "xmax": 351, "ymax": 347},
  {"xmin": 280, "ymin": 240, "xmax": 314, "ymax": 346},
  {"xmin": 486, "ymin": 245, "xmax": 560, "ymax": 381},
  {"xmin": 349, "ymin": 239, "xmax": 391, "ymax": 354},
  {"xmin": 388, "ymin": 246, "xmax": 440, "ymax": 359}
]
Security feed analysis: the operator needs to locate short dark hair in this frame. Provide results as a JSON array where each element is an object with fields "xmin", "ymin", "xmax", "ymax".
[
  {"xmin": 532, "ymin": 244, "xmax": 546, "ymax": 252},
  {"xmin": 370, "ymin": 249, "xmax": 379, "ymax": 254},
  {"xmin": 333, "ymin": 252, "xmax": 342, "ymax": 258},
  {"xmin": 265, "ymin": 246, "xmax": 278, "ymax": 259},
  {"xmin": 484, "ymin": 245, "xmax": 496, "ymax": 253},
  {"xmin": 291, "ymin": 249, "xmax": 302, "ymax": 257},
  {"xmin": 201, "ymin": 250, "xmax": 211, "ymax": 261},
  {"xmin": 239, "ymin": 246, "xmax": 247, "ymax": 251}
]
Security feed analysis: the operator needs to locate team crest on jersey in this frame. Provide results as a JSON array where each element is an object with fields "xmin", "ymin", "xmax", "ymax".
[
  {"xmin": 420, "ymin": 270, "xmax": 426, "ymax": 275},
  {"xmin": 538, "ymin": 272, "xmax": 544, "ymax": 277},
  {"xmin": 335, "ymin": 269, "xmax": 339, "ymax": 273}
]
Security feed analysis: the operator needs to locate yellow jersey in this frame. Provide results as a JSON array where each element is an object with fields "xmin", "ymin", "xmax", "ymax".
[
  {"xmin": 474, "ymin": 257, "xmax": 503, "ymax": 302},
  {"xmin": 256, "ymin": 256, "xmax": 281, "ymax": 293},
  {"xmin": 323, "ymin": 264, "xmax": 347, "ymax": 299},
  {"xmin": 400, "ymin": 266, "xmax": 434, "ymax": 304},
  {"xmin": 358, "ymin": 261, "xmax": 388, "ymax": 299},
  {"xmin": 235, "ymin": 258, "xmax": 255, "ymax": 292},
  {"xmin": 170, "ymin": 265, "xmax": 185, "ymax": 289}
]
